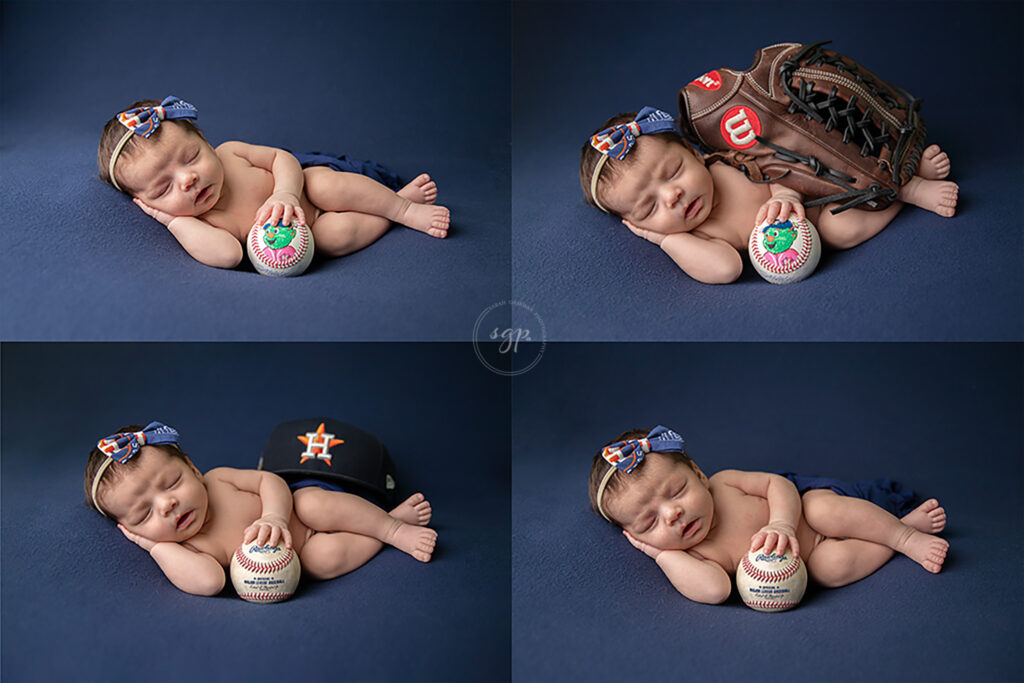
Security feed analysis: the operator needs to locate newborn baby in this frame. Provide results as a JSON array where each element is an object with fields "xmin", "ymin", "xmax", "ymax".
[
  {"xmin": 85, "ymin": 422, "xmax": 436, "ymax": 596},
  {"xmin": 580, "ymin": 107, "xmax": 957, "ymax": 283},
  {"xmin": 98, "ymin": 96, "xmax": 450, "ymax": 268},
  {"xmin": 588, "ymin": 426, "xmax": 948, "ymax": 604}
]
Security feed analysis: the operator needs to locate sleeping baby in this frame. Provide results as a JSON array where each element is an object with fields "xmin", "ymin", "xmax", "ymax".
[
  {"xmin": 98, "ymin": 96, "xmax": 450, "ymax": 269},
  {"xmin": 588, "ymin": 426, "xmax": 948, "ymax": 604},
  {"xmin": 85, "ymin": 422, "xmax": 436, "ymax": 596}
]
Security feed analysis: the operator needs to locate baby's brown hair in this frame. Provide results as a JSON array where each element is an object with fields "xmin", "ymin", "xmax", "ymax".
[
  {"xmin": 579, "ymin": 112, "xmax": 702, "ymax": 216},
  {"xmin": 84, "ymin": 424, "xmax": 190, "ymax": 516},
  {"xmin": 588, "ymin": 428, "xmax": 695, "ymax": 527},
  {"xmin": 97, "ymin": 100, "xmax": 205, "ymax": 193}
]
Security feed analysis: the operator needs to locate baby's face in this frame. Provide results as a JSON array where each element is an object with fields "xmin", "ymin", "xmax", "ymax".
[
  {"xmin": 600, "ymin": 136, "xmax": 714, "ymax": 237},
  {"xmin": 605, "ymin": 452, "xmax": 714, "ymax": 551},
  {"xmin": 118, "ymin": 122, "xmax": 224, "ymax": 217},
  {"xmin": 100, "ymin": 445, "xmax": 208, "ymax": 544}
]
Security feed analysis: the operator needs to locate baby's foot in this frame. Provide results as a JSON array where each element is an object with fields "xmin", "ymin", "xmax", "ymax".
[
  {"xmin": 397, "ymin": 173, "xmax": 438, "ymax": 205},
  {"xmin": 390, "ymin": 492, "xmax": 432, "ymax": 526},
  {"xmin": 901, "ymin": 498, "xmax": 946, "ymax": 534},
  {"xmin": 397, "ymin": 199, "xmax": 450, "ymax": 238},
  {"xmin": 918, "ymin": 145, "xmax": 951, "ymax": 180},
  {"xmin": 899, "ymin": 176, "xmax": 959, "ymax": 218},
  {"xmin": 894, "ymin": 527, "xmax": 949, "ymax": 574},
  {"xmin": 385, "ymin": 519, "xmax": 437, "ymax": 562}
]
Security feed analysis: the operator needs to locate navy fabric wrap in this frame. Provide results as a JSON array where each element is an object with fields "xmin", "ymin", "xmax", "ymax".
[
  {"xmin": 290, "ymin": 151, "xmax": 402, "ymax": 190},
  {"xmin": 776, "ymin": 471, "xmax": 918, "ymax": 517}
]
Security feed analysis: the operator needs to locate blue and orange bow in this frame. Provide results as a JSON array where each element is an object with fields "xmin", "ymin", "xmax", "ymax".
[
  {"xmin": 97, "ymin": 422, "xmax": 180, "ymax": 463},
  {"xmin": 589, "ymin": 106, "xmax": 676, "ymax": 161},
  {"xmin": 116, "ymin": 96, "xmax": 198, "ymax": 139},
  {"xmin": 601, "ymin": 425, "xmax": 685, "ymax": 474}
]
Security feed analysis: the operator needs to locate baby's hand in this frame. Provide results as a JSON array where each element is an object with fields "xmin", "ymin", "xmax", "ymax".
[
  {"xmin": 755, "ymin": 190, "xmax": 805, "ymax": 228},
  {"xmin": 118, "ymin": 523, "xmax": 157, "ymax": 552},
  {"xmin": 243, "ymin": 513, "xmax": 292, "ymax": 549},
  {"xmin": 622, "ymin": 219, "xmax": 666, "ymax": 246},
  {"xmin": 133, "ymin": 198, "xmax": 176, "ymax": 227},
  {"xmin": 254, "ymin": 191, "xmax": 306, "ymax": 229},
  {"xmin": 749, "ymin": 522, "xmax": 800, "ymax": 558},
  {"xmin": 623, "ymin": 529, "xmax": 663, "ymax": 559}
]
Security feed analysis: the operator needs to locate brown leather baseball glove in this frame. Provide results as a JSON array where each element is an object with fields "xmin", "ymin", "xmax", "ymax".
[{"xmin": 678, "ymin": 41, "xmax": 928, "ymax": 213}]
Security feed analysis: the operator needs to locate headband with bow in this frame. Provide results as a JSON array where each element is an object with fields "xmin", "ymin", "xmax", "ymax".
[
  {"xmin": 91, "ymin": 421, "xmax": 180, "ymax": 517},
  {"xmin": 108, "ymin": 96, "xmax": 198, "ymax": 192},
  {"xmin": 596, "ymin": 425, "xmax": 686, "ymax": 522},
  {"xmin": 588, "ymin": 107, "xmax": 676, "ymax": 213}
]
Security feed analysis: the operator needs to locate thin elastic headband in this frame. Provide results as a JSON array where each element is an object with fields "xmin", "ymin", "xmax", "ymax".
[
  {"xmin": 588, "ymin": 107, "xmax": 676, "ymax": 214},
  {"xmin": 595, "ymin": 425, "xmax": 685, "ymax": 522},
  {"xmin": 108, "ymin": 96, "xmax": 198, "ymax": 192}
]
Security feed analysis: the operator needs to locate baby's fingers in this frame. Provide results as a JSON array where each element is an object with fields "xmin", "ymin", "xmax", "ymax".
[{"xmin": 749, "ymin": 531, "xmax": 766, "ymax": 552}]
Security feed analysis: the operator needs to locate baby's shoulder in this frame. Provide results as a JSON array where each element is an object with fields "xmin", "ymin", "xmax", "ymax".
[
  {"xmin": 204, "ymin": 466, "xmax": 258, "ymax": 486},
  {"xmin": 708, "ymin": 468, "xmax": 747, "ymax": 484}
]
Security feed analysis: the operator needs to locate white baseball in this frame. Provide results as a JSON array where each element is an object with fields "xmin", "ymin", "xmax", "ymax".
[
  {"xmin": 748, "ymin": 216, "xmax": 821, "ymax": 284},
  {"xmin": 246, "ymin": 220, "xmax": 315, "ymax": 277},
  {"xmin": 229, "ymin": 542, "xmax": 302, "ymax": 604},
  {"xmin": 736, "ymin": 550, "xmax": 807, "ymax": 612}
]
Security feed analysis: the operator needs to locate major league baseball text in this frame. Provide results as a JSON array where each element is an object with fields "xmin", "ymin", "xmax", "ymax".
[
  {"xmin": 229, "ymin": 543, "xmax": 301, "ymax": 604},
  {"xmin": 736, "ymin": 550, "xmax": 807, "ymax": 612}
]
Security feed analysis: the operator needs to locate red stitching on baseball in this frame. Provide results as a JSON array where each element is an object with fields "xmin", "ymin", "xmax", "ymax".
[
  {"xmin": 741, "ymin": 554, "xmax": 800, "ymax": 583},
  {"xmin": 750, "ymin": 221, "xmax": 815, "ymax": 276},
  {"xmin": 249, "ymin": 227, "xmax": 311, "ymax": 269},
  {"xmin": 234, "ymin": 546, "xmax": 295, "ymax": 574},
  {"xmin": 237, "ymin": 591, "xmax": 293, "ymax": 602},
  {"xmin": 744, "ymin": 599, "xmax": 799, "ymax": 610}
]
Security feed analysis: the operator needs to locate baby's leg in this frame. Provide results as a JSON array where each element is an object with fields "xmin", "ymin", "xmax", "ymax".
[
  {"xmin": 804, "ymin": 497, "xmax": 948, "ymax": 587},
  {"xmin": 311, "ymin": 211, "xmax": 391, "ymax": 257},
  {"xmin": 294, "ymin": 488, "xmax": 436, "ymax": 560},
  {"xmin": 803, "ymin": 490, "xmax": 948, "ymax": 576},
  {"xmin": 297, "ymin": 493, "xmax": 436, "ymax": 580},
  {"xmin": 812, "ymin": 201, "xmax": 904, "ymax": 250},
  {"xmin": 304, "ymin": 168, "xmax": 449, "ymax": 238}
]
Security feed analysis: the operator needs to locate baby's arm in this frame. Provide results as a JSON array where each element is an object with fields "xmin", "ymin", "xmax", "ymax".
[
  {"xmin": 624, "ymin": 531, "xmax": 731, "ymax": 603},
  {"xmin": 717, "ymin": 469, "xmax": 802, "ymax": 556},
  {"xmin": 133, "ymin": 199, "xmax": 243, "ymax": 269},
  {"xmin": 220, "ymin": 141, "xmax": 307, "ymax": 227},
  {"xmin": 625, "ymin": 222, "xmax": 742, "ymax": 284},
  {"xmin": 210, "ymin": 468, "xmax": 294, "ymax": 548},
  {"xmin": 755, "ymin": 184, "xmax": 806, "ymax": 226},
  {"xmin": 119, "ymin": 524, "xmax": 225, "ymax": 596}
]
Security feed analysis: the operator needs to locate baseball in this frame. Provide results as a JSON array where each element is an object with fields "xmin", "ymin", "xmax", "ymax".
[
  {"xmin": 736, "ymin": 549, "xmax": 807, "ymax": 612},
  {"xmin": 229, "ymin": 542, "xmax": 302, "ymax": 604},
  {"xmin": 246, "ymin": 220, "xmax": 315, "ymax": 277},
  {"xmin": 748, "ymin": 216, "xmax": 821, "ymax": 284}
]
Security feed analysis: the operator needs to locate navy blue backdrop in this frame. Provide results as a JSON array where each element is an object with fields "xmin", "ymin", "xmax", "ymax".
[
  {"xmin": 0, "ymin": 1, "xmax": 510, "ymax": 341},
  {"xmin": 512, "ymin": 1, "xmax": 1022, "ymax": 340},
  {"xmin": 1, "ymin": 343, "xmax": 510, "ymax": 683},
  {"xmin": 512, "ymin": 343, "xmax": 1022, "ymax": 682}
]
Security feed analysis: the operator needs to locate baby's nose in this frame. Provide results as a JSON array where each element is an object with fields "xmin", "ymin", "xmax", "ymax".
[{"xmin": 661, "ymin": 185, "xmax": 682, "ymax": 208}]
